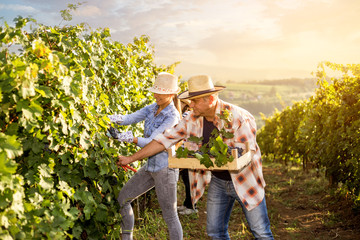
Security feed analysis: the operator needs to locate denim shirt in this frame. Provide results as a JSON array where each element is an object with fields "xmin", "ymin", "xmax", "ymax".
[{"xmin": 120, "ymin": 102, "xmax": 180, "ymax": 172}]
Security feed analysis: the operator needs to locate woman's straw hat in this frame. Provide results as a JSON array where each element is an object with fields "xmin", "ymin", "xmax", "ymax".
[
  {"xmin": 178, "ymin": 75, "xmax": 225, "ymax": 100},
  {"xmin": 148, "ymin": 72, "xmax": 180, "ymax": 94}
]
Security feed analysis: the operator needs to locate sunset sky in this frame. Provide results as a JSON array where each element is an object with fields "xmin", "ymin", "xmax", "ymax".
[{"xmin": 1, "ymin": 0, "xmax": 359, "ymax": 82}]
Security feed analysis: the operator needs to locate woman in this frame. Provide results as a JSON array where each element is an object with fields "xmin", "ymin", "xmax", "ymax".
[{"xmin": 107, "ymin": 72, "xmax": 183, "ymax": 240}]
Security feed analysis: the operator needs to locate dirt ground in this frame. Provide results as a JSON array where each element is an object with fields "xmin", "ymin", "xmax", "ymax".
[{"xmin": 178, "ymin": 164, "xmax": 360, "ymax": 239}]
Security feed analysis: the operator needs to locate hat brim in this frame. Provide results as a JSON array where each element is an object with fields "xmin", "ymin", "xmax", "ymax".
[
  {"xmin": 180, "ymin": 99, "xmax": 191, "ymax": 105},
  {"xmin": 178, "ymin": 86, "xmax": 225, "ymax": 100}
]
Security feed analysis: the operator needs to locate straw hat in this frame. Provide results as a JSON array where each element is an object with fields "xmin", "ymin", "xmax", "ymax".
[
  {"xmin": 178, "ymin": 75, "xmax": 225, "ymax": 99},
  {"xmin": 148, "ymin": 72, "xmax": 180, "ymax": 94},
  {"xmin": 180, "ymin": 99, "xmax": 191, "ymax": 105}
]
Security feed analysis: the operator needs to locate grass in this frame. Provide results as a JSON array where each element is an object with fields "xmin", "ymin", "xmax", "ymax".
[
  {"xmin": 132, "ymin": 203, "xmax": 170, "ymax": 239},
  {"xmin": 128, "ymin": 161, "xmax": 360, "ymax": 239}
]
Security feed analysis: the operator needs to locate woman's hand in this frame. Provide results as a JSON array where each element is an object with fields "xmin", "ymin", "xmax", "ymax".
[
  {"xmin": 108, "ymin": 114, "xmax": 123, "ymax": 124},
  {"xmin": 107, "ymin": 127, "xmax": 134, "ymax": 143}
]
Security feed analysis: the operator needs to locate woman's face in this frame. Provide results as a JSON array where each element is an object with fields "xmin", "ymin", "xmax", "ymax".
[{"xmin": 153, "ymin": 93, "xmax": 173, "ymax": 106}]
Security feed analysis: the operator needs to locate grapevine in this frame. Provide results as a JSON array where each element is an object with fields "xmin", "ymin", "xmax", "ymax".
[
  {"xmin": 257, "ymin": 61, "xmax": 360, "ymax": 207},
  {"xmin": 0, "ymin": 16, "xmax": 176, "ymax": 239}
]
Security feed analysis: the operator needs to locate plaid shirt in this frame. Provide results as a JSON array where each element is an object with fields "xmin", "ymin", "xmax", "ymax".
[{"xmin": 155, "ymin": 99, "xmax": 266, "ymax": 210}]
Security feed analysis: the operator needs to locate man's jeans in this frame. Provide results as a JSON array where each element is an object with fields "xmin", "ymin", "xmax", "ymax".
[
  {"xmin": 117, "ymin": 166, "xmax": 182, "ymax": 240},
  {"xmin": 207, "ymin": 175, "xmax": 274, "ymax": 240}
]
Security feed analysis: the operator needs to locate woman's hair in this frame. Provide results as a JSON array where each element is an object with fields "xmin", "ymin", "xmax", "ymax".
[{"xmin": 173, "ymin": 95, "xmax": 182, "ymax": 116}]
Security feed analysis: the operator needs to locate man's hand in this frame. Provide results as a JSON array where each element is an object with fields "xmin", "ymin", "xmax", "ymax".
[
  {"xmin": 115, "ymin": 140, "xmax": 167, "ymax": 167},
  {"xmin": 117, "ymin": 155, "xmax": 134, "ymax": 167}
]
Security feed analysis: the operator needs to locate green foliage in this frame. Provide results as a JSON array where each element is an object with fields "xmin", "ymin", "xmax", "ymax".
[
  {"xmin": 0, "ymin": 16, "xmax": 174, "ymax": 239},
  {"xmin": 258, "ymin": 62, "xmax": 360, "ymax": 206},
  {"xmin": 175, "ymin": 111, "xmax": 235, "ymax": 168},
  {"xmin": 60, "ymin": 2, "xmax": 85, "ymax": 23}
]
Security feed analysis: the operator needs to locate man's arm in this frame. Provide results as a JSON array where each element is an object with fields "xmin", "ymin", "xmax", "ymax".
[{"xmin": 117, "ymin": 140, "xmax": 166, "ymax": 166}]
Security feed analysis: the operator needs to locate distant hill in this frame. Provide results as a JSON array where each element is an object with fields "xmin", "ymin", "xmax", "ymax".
[
  {"xmin": 218, "ymin": 78, "xmax": 318, "ymax": 127},
  {"xmin": 223, "ymin": 77, "xmax": 317, "ymax": 87}
]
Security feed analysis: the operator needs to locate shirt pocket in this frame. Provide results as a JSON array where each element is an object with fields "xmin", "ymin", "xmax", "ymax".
[{"xmin": 153, "ymin": 114, "xmax": 166, "ymax": 129}]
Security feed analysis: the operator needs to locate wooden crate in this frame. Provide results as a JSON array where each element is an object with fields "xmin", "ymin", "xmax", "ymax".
[{"xmin": 168, "ymin": 142, "xmax": 252, "ymax": 170}]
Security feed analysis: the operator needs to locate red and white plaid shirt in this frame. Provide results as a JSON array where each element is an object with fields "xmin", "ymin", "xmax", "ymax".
[{"xmin": 155, "ymin": 99, "xmax": 266, "ymax": 210}]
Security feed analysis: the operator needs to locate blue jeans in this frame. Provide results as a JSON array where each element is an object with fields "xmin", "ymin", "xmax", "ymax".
[
  {"xmin": 207, "ymin": 175, "xmax": 274, "ymax": 240},
  {"xmin": 117, "ymin": 166, "xmax": 182, "ymax": 240}
]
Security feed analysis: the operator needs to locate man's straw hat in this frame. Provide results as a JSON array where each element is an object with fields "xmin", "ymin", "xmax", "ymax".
[
  {"xmin": 148, "ymin": 72, "xmax": 180, "ymax": 94},
  {"xmin": 178, "ymin": 75, "xmax": 225, "ymax": 100}
]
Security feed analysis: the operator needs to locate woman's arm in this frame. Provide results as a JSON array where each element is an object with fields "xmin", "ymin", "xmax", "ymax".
[
  {"xmin": 111, "ymin": 104, "xmax": 153, "ymax": 126},
  {"xmin": 136, "ymin": 113, "xmax": 179, "ymax": 147}
]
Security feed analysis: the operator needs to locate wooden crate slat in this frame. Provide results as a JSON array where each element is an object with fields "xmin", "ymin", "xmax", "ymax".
[{"xmin": 168, "ymin": 149, "xmax": 252, "ymax": 170}]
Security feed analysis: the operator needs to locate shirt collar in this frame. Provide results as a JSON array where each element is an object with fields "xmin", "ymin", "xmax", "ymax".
[
  {"xmin": 152, "ymin": 101, "xmax": 175, "ymax": 116},
  {"xmin": 212, "ymin": 99, "xmax": 225, "ymax": 128}
]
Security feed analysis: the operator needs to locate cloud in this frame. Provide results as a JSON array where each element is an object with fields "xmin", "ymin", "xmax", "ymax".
[
  {"xmin": 74, "ymin": 5, "xmax": 102, "ymax": 17},
  {"xmin": 0, "ymin": 4, "xmax": 38, "ymax": 13},
  {"xmin": 2, "ymin": 0, "xmax": 359, "ymax": 81},
  {"xmin": 157, "ymin": 0, "xmax": 360, "ymax": 80}
]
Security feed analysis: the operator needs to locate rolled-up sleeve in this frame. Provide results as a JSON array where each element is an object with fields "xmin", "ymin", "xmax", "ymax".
[{"xmin": 154, "ymin": 118, "xmax": 188, "ymax": 149}]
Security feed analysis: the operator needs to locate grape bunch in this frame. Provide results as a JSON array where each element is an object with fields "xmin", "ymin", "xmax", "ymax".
[
  {"xmin": 227, "ymin": 147, "xmax": 244, "ymax": 158},
  {"xmin": 108, "ymin": 176, "xmax": 118, "ymax": 186},
  {"xmin": 194, "ymin": 150, "xmax": 214, "ymax": 157}
]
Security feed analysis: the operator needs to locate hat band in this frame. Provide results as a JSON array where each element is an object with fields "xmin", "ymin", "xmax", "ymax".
[
  {"xmin": 188, "ymin": 88, "xmax": 216, "ymax": 97},
  {"xmin": 151, "ymin": 85, "xmax": 177, "ymax": 93}
]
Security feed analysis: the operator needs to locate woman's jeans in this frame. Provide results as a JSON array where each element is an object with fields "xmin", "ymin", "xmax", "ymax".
[
  {"xmin": 207, "ymin": 176, "xmax": 274, "ymax": 240},
  {"xmin": 117, "ymin": 166, "xmax": 182, "ymax": 240}
]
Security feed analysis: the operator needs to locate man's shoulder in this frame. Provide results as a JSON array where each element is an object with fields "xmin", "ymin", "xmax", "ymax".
[
  {"xmin": 219, "ymin": 99, "xmax": 249, "ymax": 112},
  {"xmin": 184, "ymin": 110, "xmax": 201, "ymax": 121},
  {"xmin": 219, "ymin": 99, "xmax": 255, "ymax": 119}
]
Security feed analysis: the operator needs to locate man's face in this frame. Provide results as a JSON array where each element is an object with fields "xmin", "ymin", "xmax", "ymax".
[{"xmin": 189, "ymin": 96, "xmax": 210, "ymax": 117}]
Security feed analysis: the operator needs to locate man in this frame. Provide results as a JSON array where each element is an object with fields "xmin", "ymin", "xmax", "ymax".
[{"xmin": 118, "ymin": 75, "xmax": 274, "ymax": 239}]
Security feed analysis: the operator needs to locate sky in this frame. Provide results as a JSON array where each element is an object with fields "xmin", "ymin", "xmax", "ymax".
[{"xmin": 1, "ymin": 0, "xmax": 360, "ymax": 82}]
